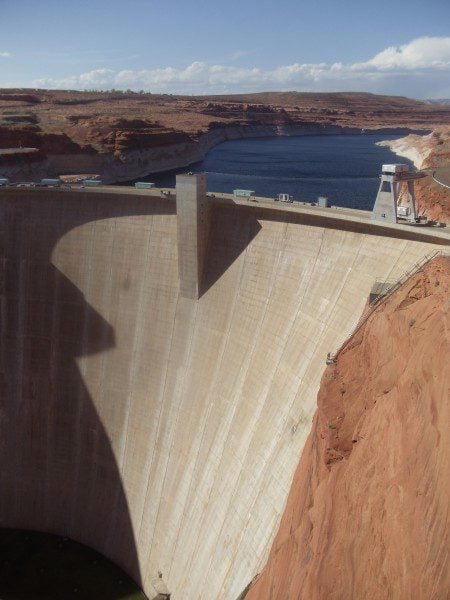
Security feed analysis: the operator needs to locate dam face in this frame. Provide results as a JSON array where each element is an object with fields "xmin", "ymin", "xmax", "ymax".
[{"xmin": 0, "ymin": 185, "xmax": 447, "ymax": 599}]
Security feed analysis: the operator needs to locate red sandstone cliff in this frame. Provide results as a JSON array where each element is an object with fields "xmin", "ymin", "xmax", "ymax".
[
  {"xmin": 416, "ymin": 175, "xmax": 450, "ymax": 225},
  {"xmin": 246, "ymin": 256, "xmax": 449, "ymax": 600},
  {"xmin": 1, "ymin": 89, "xmax": 450, "ymax": 182}
]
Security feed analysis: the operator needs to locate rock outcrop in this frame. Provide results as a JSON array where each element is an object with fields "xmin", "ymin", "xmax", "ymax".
[
  {"xmin": 378, "ymin": 128, "xmax": 450, "ymax": 224},
  {"xmin": 416, "ymin": 174, "xmax": 450, "ymax": 225},
  {"xmin": 246, "ymin": 256, "xmax": 449, "ymax": 600}
]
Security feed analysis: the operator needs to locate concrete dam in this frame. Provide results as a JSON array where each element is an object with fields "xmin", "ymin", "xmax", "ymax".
[{"xmin": 0, "ymin": 176, "xmax": 448, "ymax": 599}]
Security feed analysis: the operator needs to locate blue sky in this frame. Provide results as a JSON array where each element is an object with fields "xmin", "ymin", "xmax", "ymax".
[{"xmin": 1, "ymin": 0, "xmax": 450, "ymax": 97}]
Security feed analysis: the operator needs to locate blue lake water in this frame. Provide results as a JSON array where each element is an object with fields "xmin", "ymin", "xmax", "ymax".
[{"xmin": 143, "ymin": 134, "xmax": 412, "ymax": 210}]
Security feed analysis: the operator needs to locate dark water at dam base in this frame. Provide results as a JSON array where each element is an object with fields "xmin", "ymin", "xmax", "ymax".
[{"xmin": 0, "ymin": 529, "xmax": 147, "ymax": 599}]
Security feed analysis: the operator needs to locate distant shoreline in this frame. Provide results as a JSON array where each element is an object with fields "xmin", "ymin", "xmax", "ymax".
[
  {"xmin": 0, "ymin": 124, "xmax": 431, "ymax": 184},
  {"xmin": 376, "ymin": 135, "xmax": 433, "ymax": 169}
]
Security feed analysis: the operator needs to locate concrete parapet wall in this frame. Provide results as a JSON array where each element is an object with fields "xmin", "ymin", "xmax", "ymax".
[{"xmin": 0, "ymin": 188, "xmax": 447, "ymax": 599}]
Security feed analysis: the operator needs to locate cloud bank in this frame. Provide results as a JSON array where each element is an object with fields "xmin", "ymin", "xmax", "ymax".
[
  {"xmin": 0, "ymin": 52, "xmax": 11, "ymax": 58},
  {"xmin": 33, "ymin": 37, "xmax": 450, "ymax": 98}
]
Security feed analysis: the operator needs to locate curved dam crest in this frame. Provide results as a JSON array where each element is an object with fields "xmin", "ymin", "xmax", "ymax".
[{"xmin": 0, "ymin": 182, "xmax": 448, "ymax": 599}]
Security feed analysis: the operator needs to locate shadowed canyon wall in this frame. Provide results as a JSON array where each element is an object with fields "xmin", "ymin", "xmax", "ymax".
[{"xmin": 0, "ymin": 188, "xmax": 447, "ymax": 599}]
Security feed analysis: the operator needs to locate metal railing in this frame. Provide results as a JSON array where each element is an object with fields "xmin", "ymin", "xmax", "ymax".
[{"xmin": 331, "ymin": 249, "xmax": 449, "ymax": 359}]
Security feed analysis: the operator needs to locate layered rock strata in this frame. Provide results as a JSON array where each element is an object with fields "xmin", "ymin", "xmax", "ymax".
[{"xmin": 1, "ymin": 90, "xmax": 449, "ymax": 182}]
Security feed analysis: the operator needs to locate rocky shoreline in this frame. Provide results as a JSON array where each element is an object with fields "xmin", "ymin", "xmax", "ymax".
[
  {"xmin": 0, "ymin": 124, "xmax": 427, "ymax": 184},
  {"xmin": 376, "ymin": 133, "xmax": 436, "ymax": 169}
]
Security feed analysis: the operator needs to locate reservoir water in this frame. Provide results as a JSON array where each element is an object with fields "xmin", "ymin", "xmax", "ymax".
[{"xmin": 147, "ymin": 134, "xmax": 412, "ymax": 210}]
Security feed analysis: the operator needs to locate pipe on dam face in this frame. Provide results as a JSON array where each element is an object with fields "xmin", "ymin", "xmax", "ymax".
[{"xmin": 0, "ymin": 185, "xmax": 447, "ymax": 599}]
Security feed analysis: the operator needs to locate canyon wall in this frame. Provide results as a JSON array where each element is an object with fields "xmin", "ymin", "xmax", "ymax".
[
  {"xmin": 2, "ymin": 89, "xmax": 448, "ymax": 183},
  {"xmin": 1, "ymin": 124, "xmax": 417, "ymax": 184}
]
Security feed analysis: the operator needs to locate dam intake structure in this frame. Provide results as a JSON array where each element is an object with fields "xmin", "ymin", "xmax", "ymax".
[
  {"xmin": 0, "ymin": 177, "xmax": 448, "ymax": 599},
  {"xmin": 371, "ymin": 163, "xmax": 426, "ymax": 224}
]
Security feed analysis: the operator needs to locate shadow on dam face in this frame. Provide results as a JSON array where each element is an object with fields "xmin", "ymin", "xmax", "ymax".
[
  {"xmin": 0, "ymin": 189, "xmax": 263, "ymax": 597},
  {"xmin": 201, "ymin": 205, "xmax": 262, "ymax": 297},
  {"xmin": 0, "ymin": 529, "xmax": 147, "ymax": 599},
  {"xmin": 0, "ymin": 191, "xmax": 179, "ymax": 595}
]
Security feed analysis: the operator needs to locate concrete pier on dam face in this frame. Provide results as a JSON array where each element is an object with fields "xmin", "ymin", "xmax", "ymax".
[{"xmin": 0, "ymin": 185, "xmax": 448, "ymax": 599}]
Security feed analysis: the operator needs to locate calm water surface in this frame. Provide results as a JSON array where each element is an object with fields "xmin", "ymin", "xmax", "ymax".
[{"xmin": 142, "ymin": 134, "xmax": 412, "ymax": 210}]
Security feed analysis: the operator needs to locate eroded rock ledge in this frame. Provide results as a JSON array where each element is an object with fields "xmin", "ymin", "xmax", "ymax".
[{"xmin": 1, "ymin": 89, "xmax": 448, "ymax": 183}]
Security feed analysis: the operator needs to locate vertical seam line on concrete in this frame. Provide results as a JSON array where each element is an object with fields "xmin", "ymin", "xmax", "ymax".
[
  {"xmin": 69, "ymin": 219, "xmax": 97, "ymax": 531},
  {"xmin": 383, "ymin": 239, "xmax": 409, "ymax": 285},
  {"xmin": 166, "ymin": 227, "xmax": 248, "ymax": 584},
  {"xmin": 46, "ymin": 246, "xmax": 61, "ymax": 521},
  {"xmin": 66, "ymin": 219, "xmax": 95, "ymax": 527},
  {"xmin": 308, "ymin": 232, "xmax": 366, "ymax": 361},
  {"xmin": 171, "ymin": 217, "xmax": 260, "ymax": 591},
  {"xmin": 211, "ymin": 223, "xmax": 325, "ymax": 592},
  {"xmin": 136, "ymin": 223, "xmax": 181, "ymax": 550},
  {"xmin": 227, "ymin": 229, "xmax": 364, "ymax": 581},
  {"xmin": 118, "ymin": 217, "xmax": 155, "ymax": 474},
  {"xmin": 145, "ymin": 297, "xmax": 200, "ymax": 582},
  {"xmin": 14, "ymin": 252, "xmax": 26, "ymax": 515},
  {"xmin": 88, "ymin": 217, "xmax": 118, "ymax": 543},
  {"xmin": 104, "ymin": 217, "xmax": 156, "ymax": 557},
  {"xmin": 199, "ymin": 220, "xmax": 289, "ymax": 595},
  {"xmin": 16, "ymin": 258, "xmax": 26, "ymax": 403},
  {"xmin": 136, "ymin": 307, "xmax": 179, "ymax": 556}
]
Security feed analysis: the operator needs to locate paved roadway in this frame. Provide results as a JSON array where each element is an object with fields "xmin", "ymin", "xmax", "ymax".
[{"xmin": 433, "ymin": 166, "xmax": 450, "ymax": 189}]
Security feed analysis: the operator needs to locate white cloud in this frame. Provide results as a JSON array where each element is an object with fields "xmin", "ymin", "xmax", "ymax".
[
  {"xmin": 363, "ymin": 37, "xmax": 450, "ymax": 71},
  {"xmin": 229, "ymin": 49, "xmax": 256, "ymax": 61},
  {"xmin": 0, "ymin": 52, "xmax": 11, "ymax": 58},
  {"xmin": 31, "ymin": 37, "xmax": 450, "ymax": 98}
]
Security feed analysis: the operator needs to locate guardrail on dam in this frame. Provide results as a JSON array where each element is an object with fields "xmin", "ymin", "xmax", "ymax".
[{"xmin": 0, "ymin": 178, "xmax": 448, "ymax": 599}]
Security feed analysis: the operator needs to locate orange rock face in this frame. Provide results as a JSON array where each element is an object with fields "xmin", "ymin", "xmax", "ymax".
[
  {"xmin": 247, "ymin": 256, "xmax": 450, "ymax": 600},
  {"xmin": 1, "ymin": 89, "xmax": 449, "ymax": 158},
  {"xmin": 416, "ymin": 175, "xmax": 450, "ymax": 225}
]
